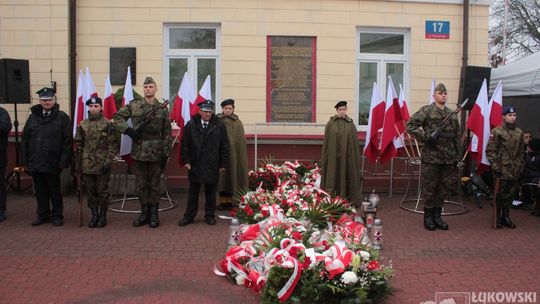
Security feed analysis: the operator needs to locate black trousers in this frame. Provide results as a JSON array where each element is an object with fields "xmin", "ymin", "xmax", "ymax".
[
  {"xmin": 32, "ymin": 172, "xmax": 63, "ymax": 219},
  {"xmin": 0, "ymin": 166, "xmax": 6, "ymax": 212},
  {"xmin": 184, "ymin": 182, "xmax": 216, "ymax": 220}
]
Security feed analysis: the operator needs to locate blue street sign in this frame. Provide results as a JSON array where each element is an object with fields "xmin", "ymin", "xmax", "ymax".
[{"xmin": 425, "ymin": 20, "xmax": 450, "ymax": 39}]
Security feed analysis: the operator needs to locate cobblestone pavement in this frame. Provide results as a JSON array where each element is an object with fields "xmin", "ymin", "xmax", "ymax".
[{"xmin": 0, "ymin": 191, "xmax": 539, "ymax": 304}]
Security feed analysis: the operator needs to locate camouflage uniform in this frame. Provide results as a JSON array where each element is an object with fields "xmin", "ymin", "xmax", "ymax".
[
  {"xmin": 407, "ymin": 102, "xmax": 460, "ymax": 230},
  {"xmin": 486, "ymin": 121, "xmax": 524, "ymax": 209},
  {"xmin": 113, "ymin": 94, "xmax": 172, "ymax": 227},
  {"xmin": 74, "ymin": 113, "xmax": 118, "ymax": 209}
]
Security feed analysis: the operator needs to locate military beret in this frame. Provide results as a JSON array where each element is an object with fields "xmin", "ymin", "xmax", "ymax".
[
  {"xmin": 143, "ymin": 76, "xmax": 156, "ymax": 85},
  {"xmin": 503, "ymin": 105, "xmax": 516, "ymax": 115},
  {"xmin": 198, "ymin": 99, "xmax": 215, "ymax": 112},
  {"xmin": 434, "ymin": 83, "xmax": 447, "ymax": 92},
  {"xmin": 36, "ymin": 87, "xmax": 55, "ymax": 100},
  {"xmin": 334, "ymin": 101, "xmax": 347, "ymax": 109},
  {"xmin": 86, "ymin": 96, "xmax": 102, "ymax": 106},
  {"xmin": 221, "ymin": 99, "xmax": 235, "ymax": 107},
  {"xmin": 529, "ymin": 138, "xmax": 540, "ymax": 151}
]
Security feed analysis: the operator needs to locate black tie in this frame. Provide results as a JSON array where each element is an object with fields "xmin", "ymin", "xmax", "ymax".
[
  {"xmin": 203, "ymin": 122, "xmax": 208, "ymax": 129},
  {"xmin": 44, "ymin": 112, "xmax": 50, "ymax": 118}
]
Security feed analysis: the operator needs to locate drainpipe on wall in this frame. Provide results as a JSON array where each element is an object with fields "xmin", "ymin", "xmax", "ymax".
[
  {"xmin": 458, "ymin": 0, "xmax": 469, "ymax": 133},
  {"xmin": 69, "ymin": 0, "xmax": 76, "ymax": 119}
]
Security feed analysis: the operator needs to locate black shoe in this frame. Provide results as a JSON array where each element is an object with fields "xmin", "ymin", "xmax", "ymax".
[
  {"xmin": 133, "ymin": 204, "xmax": 150, "ymax": 227},
  {"xmin": 433, "ymin": 207, "xmax": 449, "ymax": 230},
  {"xmin": 149, "ymin": 203, "xmax": 159, "ymax": 228},
  {"xmin": 206, "ymin": 217, "xmax": 216, "ymax": 225},
  {"xmin": 31, "ymin": 216, "xmax": 51, "ymax": 226},
  {"xmin": 423, "ymin": 208, "xmax": 436, "ymax": 231},
  {"xmin": 178, "ymin": 217, "xmax": 193, "ymax": 226},
  {"xmin": 501, "ymin": 207, "xmax": 516, "ymax": 229},
  {"xmin": 52, "ymin": 218, "xmax": 64, "ymax": 226},
  {"xmin": 0, "ymin": 211, "xmax": 6, "ymax": 222},
  {"xmin": 89, "ymin": 208, "xmax": 99, "ymax": 228},
  {"xmin": 96, "ymin": 206, "xmax": 107, "ymax": 228}
]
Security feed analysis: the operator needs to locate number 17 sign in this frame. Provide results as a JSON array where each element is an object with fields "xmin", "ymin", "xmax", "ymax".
[{"xmin": 425, "ymin": 20, "xmax": 450, "ymax": 39}]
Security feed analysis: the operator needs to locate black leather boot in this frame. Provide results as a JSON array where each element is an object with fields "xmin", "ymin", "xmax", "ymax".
[
  {"xmin": 96, "ymin": 206, "xmax": 107, "ymax": 228},
  {"xmin": 496, "ymin": 207, "xmax": 503, "ymax": 229},
  {"xmin": 133, "ymin": 204, "xmax": 150, "ymax": 227},
  {"xmin": 501, "ymin": 206, "xmax": 516, "ymax": 229},
  {"xmin": 88, "ymin": 208, "xmax": 99, "ymax": 228},
  {"xmin": 149, "ymin": 203, "xmax": 159, "ymax": 228},
  {"xmin": 423, "ymin": 207, "xmax": 436, "ymax": 231},
  {"xmin": 433, "ymin": 207, "xmax": 449, "ymax": 230}
]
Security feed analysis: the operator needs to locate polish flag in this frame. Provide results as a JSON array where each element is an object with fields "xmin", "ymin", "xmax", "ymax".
[
  {"xmin": 170, "ymin": 72, "xmax": 195, "ymax": 127},
  {"xmin": 83, "ymin": 67, "xmax": 98, "ymax": 121},
  {"xmin": 120, "ymin": 67, "xmax": 134, "ymax": 158},
  {"xmin": 191, "ymin": 75, "xmax": 212, "ymax": 117},
  {"xmin": 102, "ymin": 75, "xmax": 117, "ymax": 120},
  {"xmin": 466, "ymin": 79, "xmax": 491, "ymax": 172},
  {"xmin": 379, "ymin": 78, "xmax": 403, "ymax": 163},
  {"xmin": 429, "ymin": 78, "xmax": 436, "ymax": 104},
  {"xmin": 72, "ymin": 70, "xmax": 85, "ymax": 137},
  {"xmin": 489, "ymin": 80, "xmax": 503, "ymax": 129},
  {"xmin": 398, "ymin": 84, "xmax": 410, "ymax": 123},
  {"xmin": 363, "ymin": 83, "xmax": 386, "ymax": 163}
]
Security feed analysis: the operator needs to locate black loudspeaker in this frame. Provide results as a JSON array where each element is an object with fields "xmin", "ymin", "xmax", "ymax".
[
  {"xmin": 0, "ymin": 59, "xmax": 31, "ymax": 104},
  {"xmin": 460, "ymin": 65, "xmax": 491, "ymax": 110}
]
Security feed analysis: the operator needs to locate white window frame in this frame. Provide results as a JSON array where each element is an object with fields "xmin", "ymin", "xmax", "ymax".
[
  {"xmin": 163, "ymin": 23, "xmax": 221, "ymax": 104},
  {"xmin": 356, "ymin": 27, "xmax": 410, "ymax": 128}
]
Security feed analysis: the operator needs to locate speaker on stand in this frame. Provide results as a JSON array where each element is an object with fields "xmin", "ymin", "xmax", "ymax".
[{"xmin": 0, "ymin": 58, "xmax": 32, "ymax": 192}]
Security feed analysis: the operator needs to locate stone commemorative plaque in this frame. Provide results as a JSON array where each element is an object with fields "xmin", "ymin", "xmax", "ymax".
[
  {"xmin": 110, "ymin": 47, "xmax": 136, "ymax": 85},
  {"xmin": 268, "ymin": 36, "xmax": 315, "ymax": 122}
]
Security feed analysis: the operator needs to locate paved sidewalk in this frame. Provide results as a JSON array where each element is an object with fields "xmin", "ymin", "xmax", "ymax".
[{"xmin": 0, "ymin": 192, "xmax": 539, "ymax": 304}]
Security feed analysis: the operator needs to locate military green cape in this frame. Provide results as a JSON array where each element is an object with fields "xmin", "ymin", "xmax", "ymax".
[
  {"xmin": 320, "ymin": 115, "xmax": 360, "ymax": 202},
  {"xmin": 218, "ymin": 113, "xmax": 248, "ymax": 196}
]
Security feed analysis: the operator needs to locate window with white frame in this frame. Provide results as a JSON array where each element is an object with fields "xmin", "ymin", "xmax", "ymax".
[
  {"xmin": 164, "ymin": 24, "xmax": 220, "ymax": 104},
  {"xmin": 357, "ymin": 29, "xmax": 408, "ymax": 125}
]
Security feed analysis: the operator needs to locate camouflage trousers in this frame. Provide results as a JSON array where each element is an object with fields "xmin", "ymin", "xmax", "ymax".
[
  {"xmin": 422, "ymin": 162, "xmax": 455, "ymax": 208},
  {"xmin": 83, "ymin": 173, "xmax": 110, "ymax": 208},
  {"xmin": 134, "ymin": 160, "xmax": 163, "ymax": 205},
  {"xmin": 496, "ymin": 179, "xmax": 519, "ymax": 208}
]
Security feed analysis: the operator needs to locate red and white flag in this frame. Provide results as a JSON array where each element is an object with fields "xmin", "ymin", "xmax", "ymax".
[
  {"xmin": 379, "ymin": 77, "xmax": 403, "ymax": 163},
  {"xmin": 489, "ymin": 80, "xmax": 503, "ymax": 129},
  {"xmin": 170, "ymin": 72, "xmax": 195, "ymax": 127},
  {"xmin": 83, "ymin": 68, "xmax": 98, "ymax": 120},
  {"xmin": 191, "ymin": 75, "xmax": 212, "ymax": 117},
  {"xmin": 429, "ymin": 78, "xmax": 436, "ymax": 104},
  {"xmin": 102, "ymin": 75, "xmax": 117, "ymax": 120},
  {"xmin": 363, "ymin": 83, "xmax": 386, "ymax": 163},
  {"xmin": 120, "ymin": 67, "xmax": 134, "ymax": 157},
  {"xmin": 466, "ymin": 79, "xmax": 491, "ymax": 172},
  {"xmin": 398, "ymin": 84, "xmax": 410, "ymax": 123},
  {"xmin": 72, "ymin": 70, "xmax": 85, "ymax": 137}
]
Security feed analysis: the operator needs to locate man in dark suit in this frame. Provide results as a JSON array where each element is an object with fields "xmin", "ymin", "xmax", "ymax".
[{"xmin": 0, "ymin": 106, "xmax": 12, "ymax": 222}]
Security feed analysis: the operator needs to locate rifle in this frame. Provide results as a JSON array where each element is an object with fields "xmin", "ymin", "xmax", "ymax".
[
  {"xmin": 75, "ymin": 158, "xmax": 83, "ymax": 227},
  {"xmin": 492, "ymin": 177, "xmax": 501, "ymax": 229},
  {"xmin": 136, "ymin": 100, "xmax": 169, "ymax": 136},
  {"xmin": 430, "ymin": 98, "xmax": 470, "ymax": 139}
]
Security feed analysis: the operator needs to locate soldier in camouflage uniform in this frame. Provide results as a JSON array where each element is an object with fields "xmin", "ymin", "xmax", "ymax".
[
  {"xmin": 486, "ymin": 105, "xmax": 524, "ymax": 229},
  {"xmin": 74, "ymin": 97, "xmax": 118, "ymax": 228},
  {"xmin": 406, "ymin": 83, "xmax": 460, "ymax": 231},
  {"xmin": 113, "ymin": 76, "xmax": 172, "ymax": 228}
]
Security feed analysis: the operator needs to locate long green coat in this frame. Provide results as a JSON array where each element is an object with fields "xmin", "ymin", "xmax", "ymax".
[
  {"xmin": 320, "ymin": 115, "xmax": 360, "ymax": 202},
  {"xmin": 218, "ymin": 113, "xmax": 248, "ymax": 196}
]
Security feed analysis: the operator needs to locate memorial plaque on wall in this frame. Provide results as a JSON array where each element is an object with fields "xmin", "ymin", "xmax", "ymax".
[
  {"xmin": 110, "ymin": 47, "xmax": 136, "ymax": 85},
  {"xmin": 267, "ymin": 36, "xmax": 316, "ymax": 122}
]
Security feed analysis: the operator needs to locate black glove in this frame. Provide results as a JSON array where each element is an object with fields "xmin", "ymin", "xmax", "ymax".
[
  {"xmin": 160, "ymin": 157, "xmax": 168, "ymax": 170},
  {"xmin": 135, "ymin": 124, "xmax": 146, "ymax": 136},
  {"xmin": 125, "ymin": 127, "xmax": 139, "ymax": 141},
  {"xmin": 425, "ymin": 136, "xmax": 438, "ymax": 149},
  {"xmin": 101, "ymin": 165, "xmax": 111, "ymax": 175}
]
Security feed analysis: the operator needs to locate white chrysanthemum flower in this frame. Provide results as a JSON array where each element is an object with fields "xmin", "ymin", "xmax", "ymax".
[
  {"xmin": 340, "ymin": 271, "xmax": 358, "ymax": 284},
  {"xmin": 359, "ymin": 250, "xmax": 370, "ymax": 260},
  {"xmin": 254, "ymin": 213, "xmax": 263, "ymax": 220}
]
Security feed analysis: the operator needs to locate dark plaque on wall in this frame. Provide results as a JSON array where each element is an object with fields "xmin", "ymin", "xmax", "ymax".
[
  {"xmin": 110, "ymin": 47, "xmax": 136, "ymax": 85},
  {"xmin": 267, "ymin": 36, "xmax": 316, "ymax": 122}
]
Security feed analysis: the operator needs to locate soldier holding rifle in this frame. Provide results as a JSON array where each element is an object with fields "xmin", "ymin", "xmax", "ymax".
[
  {"xmin": 486, "ymin": 106, "xmax": 523, "ymax": 229},
  {"xmin": 113, "ymin": 76, "xmax": 172, "ymax": 228},
  {"xmin": 406, "ymin": 83, "xmax": 462, "ymax": 231}
]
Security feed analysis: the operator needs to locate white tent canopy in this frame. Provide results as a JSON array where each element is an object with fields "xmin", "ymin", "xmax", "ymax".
[{"xmin": 490, "ymin": 51, "xmax": 540, "ymax": 97}]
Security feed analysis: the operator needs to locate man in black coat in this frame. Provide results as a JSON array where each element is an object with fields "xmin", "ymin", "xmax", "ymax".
[
  {"xmin": 21, "ymin": 87, "xmax": 72, "ymax": 226},
  {"xmin": 178, "ymin": 99, "xmax": 229, "ymax": 226},
  {"xmin": 0, "ymin": 106, "xmax": 13, "ymax": 222}
]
